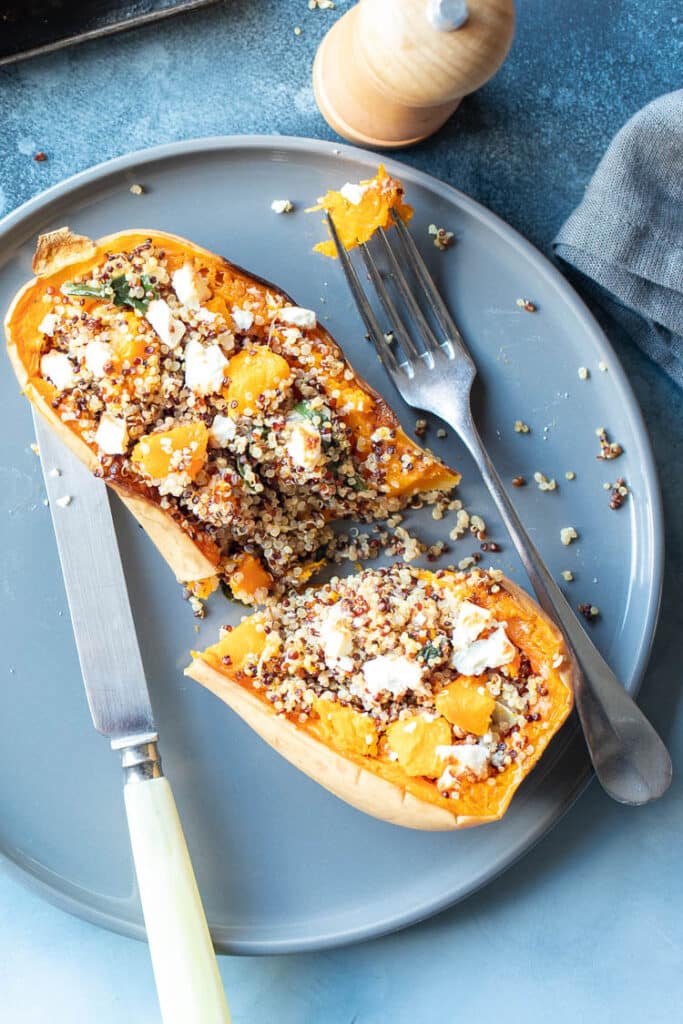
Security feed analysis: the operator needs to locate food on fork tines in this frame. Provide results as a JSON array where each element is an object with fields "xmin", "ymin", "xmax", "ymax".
[
  {"xmin": 5, "ymin": 228, "xmax": 459, "ymax": 605},
  {"xmin": 309, "ymin": 165, "xmax": 413, "ymax": 257},
  {"xmin": 187, "ymin": 565, "xmax": 574, "ymax": 829}
]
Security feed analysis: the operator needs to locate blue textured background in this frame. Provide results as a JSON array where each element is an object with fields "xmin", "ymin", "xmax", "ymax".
[{"xmin": 1, "ymin": 1, "xmax": 682, "ymax": 1021}]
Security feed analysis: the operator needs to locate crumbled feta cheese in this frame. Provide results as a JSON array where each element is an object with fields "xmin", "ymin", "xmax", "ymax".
[
  {"xmin": 286, "ymin": 419, "xmax": 322, "ymax": 469},
  {"xmin": 145, "ymin": 298, "xmax": 186, "ymax": 349},
  {"xmin": 55, "ymin": 495, "xmax": 72, "ymax": 508},
  {"xmin": 340, "ymin": 182, "xmax": 367, "ymax": 205},
  {"xmin": 271, "ymin": 199, "xmax": 294, "ymax": 214},
  {"xmin": 277, "ymin": 306, "xmax": 317, "ymax": 329},
  {"xmin": 38, "ymin": 313, "xmax": 58, "ymax": 337},
  {"xmin": 195, "ymin": 307, "xmax": 218, "ymax": 323},
  {"xmin": 184, "ymin": 339, "xmax": 228, "ymax": 396},
  {"xmin": 451, "ymin": 600, "xmax": 494, "ymax": 648},
  {"xmin": 445, "ymin": 744, "xmax": 489, "ymax": 777},
  {"xmin": 360, "ymin": 654, "xmax": 423, "ymax": 701},
  {"xmin": 208, "ymin": 414, "xmax": 237, "ymax": 447},
  {"xmin": 84, "ymin": 340, "xmax": 112, "ymax": 378},
  {"xmin": 172, "ymin": 263, "xmax": 211, "ymax": 310},
  {"xmin": 232, "ymin": 307, "xmax": 254, "ymax": 332},
  {"xmin": 40, "ymin": 351, "xmax": 76, "ymax": 391},
  {"xmin": 452, "ymin": 625, "xmax": 516, "ymax": 676},
  {"xmin": 318, "ymin": 603, "xmax": 353, "ymax": 667},
  {"xmin": 95, "ymin": 414, "xmax": 129, "ymax": 455},
  {"xmin": 560, "ymin": 526, "xmax": 578, "ymax": 546}
]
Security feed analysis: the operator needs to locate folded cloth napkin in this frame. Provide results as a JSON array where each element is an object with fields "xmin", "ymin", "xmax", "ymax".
[{"xmin": 553, "ymin": 90, "xmax": 683, "ymax": 386}]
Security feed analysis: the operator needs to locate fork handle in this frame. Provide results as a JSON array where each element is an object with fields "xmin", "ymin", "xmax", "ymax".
[{"xmin": 460, "ymin": 420, "xmax": 671, "ymax": 804}]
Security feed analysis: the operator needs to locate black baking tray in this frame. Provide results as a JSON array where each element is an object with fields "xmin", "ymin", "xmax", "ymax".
[{"xmin": 0, "ymin": 0, "xmax": 219, "ymax": 65}]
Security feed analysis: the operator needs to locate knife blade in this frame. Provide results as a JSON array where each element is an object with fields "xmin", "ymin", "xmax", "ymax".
[
  {"xmin": 32, "ymin": 408, "xmax": 231, "ymax": 1024},
  {"xmin": 33, "ymin": 410, "xmax": 156, "ymax": 748}
]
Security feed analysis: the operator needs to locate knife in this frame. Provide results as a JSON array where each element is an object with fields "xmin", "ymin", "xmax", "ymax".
[{"xmin": 33, "ymin": 410, "xmax": 231, "ymax": 1024}]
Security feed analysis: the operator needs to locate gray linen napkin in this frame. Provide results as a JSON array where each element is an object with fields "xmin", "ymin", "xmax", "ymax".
[{"xmin": 553, "ymin": 90, "xmax": 683, "ymax": 386}]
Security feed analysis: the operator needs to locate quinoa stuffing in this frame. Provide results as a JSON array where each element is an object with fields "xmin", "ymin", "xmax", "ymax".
[
  {"xmin": 595, "ymin": 427, "xmax": 623, "ymax": 460},
  {"xmin": 27, "ymin": 234, "xmax": 458, "ymax": 603},
  {"xmin": 428, "ymin": 224, "xmax": 455, "ymax": 251},
  {"xmin": 197, "ymin": 565, "xmax": 568, "ymax": 806}
]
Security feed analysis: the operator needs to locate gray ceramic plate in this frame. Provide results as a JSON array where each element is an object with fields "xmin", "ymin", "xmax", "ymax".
[{"xmin": 0, "ymin": 136, "xmax": 663, "ymax": 954}]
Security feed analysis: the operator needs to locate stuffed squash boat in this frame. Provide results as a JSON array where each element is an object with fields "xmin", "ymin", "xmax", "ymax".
[
  {"xmin": 187, "ymin": 565, "xmax": 575, "ymax": 829},
  {"xmin": 5, "ymin": 228, "xmax": 459, "ymax": 603}
]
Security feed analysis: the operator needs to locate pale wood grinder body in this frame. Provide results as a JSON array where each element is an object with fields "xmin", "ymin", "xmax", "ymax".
[{"xmin": 313, "ymin": 0, "xmax": 515, "ymax": 148}]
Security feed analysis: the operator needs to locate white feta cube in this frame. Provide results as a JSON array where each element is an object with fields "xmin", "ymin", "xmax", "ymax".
[
  {"xmin": 95, "ymin": 414, "xmax": 129, "ymax": 455},
  {"xmin": 84, "ymin": 340, "xmax": 112, "ymax": 378},
  {"xmin": 209, "ymin": 414, "xmax": 237, "ymax": 447},
  {"xmin": 452, "ymin": 625, "xmax": 516, "ymax": 676},
  {"xmin": 231, "ymin": 307, "xmax": 254, "ymax": 332},
  {"xmin": 340, "ymin": 182, "xmax": 368, "ymax": 205},
  {"xmin": 361, "ymin": 655, "xmax": 423, "ymax": 701},
  {"xmin": 145, "ymin": 298, "xmax": 186, "ymax": 349},
  {"xmin": 172, "ymin": 263, "xmax": 211, "ymax": 310},
  {"xmin": 276, "ymin": 306, "xmax": 317, "ymax": 330},
  {"xmin": 286, "ymin": 419, "xmax": 322, "ymax": 469},
  {"xmin": 40, "ymin": 351, "xmax": 76, "ymax": 391},
  {"xmin": 184, "ymin": 339, "xmax": 227, "ymax": 396}
]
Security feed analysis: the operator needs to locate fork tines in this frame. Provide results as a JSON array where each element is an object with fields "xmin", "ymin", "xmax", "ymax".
[{"xmin": 325, "ymin": 207, "xmax": 463, "ymax": 375}]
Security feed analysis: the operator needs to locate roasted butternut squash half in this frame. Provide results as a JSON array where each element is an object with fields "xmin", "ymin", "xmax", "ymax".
[
  {"xmin": 187, "ymin": 566, "xmax": 575, "ymax": 829},
  {"xmin": 5, "ymin": 228, "xmax": 459, "ymax": 603}
]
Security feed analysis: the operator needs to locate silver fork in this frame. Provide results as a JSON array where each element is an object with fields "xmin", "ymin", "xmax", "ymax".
[{"xmin": 326, "ymin": 210, "xmax": 671, "ymax": 805}]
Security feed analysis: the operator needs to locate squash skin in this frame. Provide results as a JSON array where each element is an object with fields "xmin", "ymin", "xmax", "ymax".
[
  {"xmin": 5, "ymin": 228, "xmax": 460, "ymax": 590},
  {"xmin": 186, "ymin": 572, "xmax": 575, "ymax": 830}
]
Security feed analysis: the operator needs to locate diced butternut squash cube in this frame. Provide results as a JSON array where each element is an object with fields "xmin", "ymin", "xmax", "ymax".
[
  {"xmin": 230, "ymin": 553, "xmax": 273, "ymax": 603},
  {"xmin": 314, "ymin": 699, "xmax": 378, "ymax": 757},
  {"xmin": 435, "ymin": 677, "xmax": 495, "ymax": 736},
  {"xmin": 201, "ymin": 615, "xmax": 268, "ymax": 672},
  {"xmin": 386, "ymin": 715, "xmax": 452, "ymax": 778},
  {"xmin": 131, "ymin": 422, "xmax": 208, "ymax": 481},
  {"xmin": 223, "ymin": 346, "xmax": 291, "ymax": 415}
]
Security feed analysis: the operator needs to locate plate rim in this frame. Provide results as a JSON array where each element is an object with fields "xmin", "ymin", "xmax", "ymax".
[{"xmin": 0, "ymin": 133, "xmax": 665, "ymax": 954}]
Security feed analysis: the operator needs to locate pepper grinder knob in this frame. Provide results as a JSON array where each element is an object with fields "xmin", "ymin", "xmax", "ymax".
[{"xmin": 313, "ymin": 0, "xmax": 515, "ymax": 149}]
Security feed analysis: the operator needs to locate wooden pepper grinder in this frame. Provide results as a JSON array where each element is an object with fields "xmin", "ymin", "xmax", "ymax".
[{"xmin": 313, "ymin": 0, "xmax": 515, "ymax": 148}]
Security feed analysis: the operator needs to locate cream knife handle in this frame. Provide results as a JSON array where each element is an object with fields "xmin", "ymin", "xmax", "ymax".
[{"xmin": 123, "ymin": 771, "xmax": 231, "ymax": 1024}]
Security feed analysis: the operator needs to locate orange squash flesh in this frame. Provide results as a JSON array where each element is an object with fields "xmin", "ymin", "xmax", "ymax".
[
  {"xmin": 5, "ymin": 228, "xmax": 459, "ymax": 600},
  {"xmin": 309, "ymin": 165, "xmax": 414, "ymax": 258},
  {"xmin": 435, "ymin": 677, "xmax": 495, "ymax": 736},
  {"xmin": 223, "ymin": 346, "xmax": 292, "ymax": 416},
  {"xmin": 188, "ymin": 567, "xmax": 575, "ymax": 830},
  {"xmin": 131, "ymin": 422, "xmax": 209, "ymax": 482}
]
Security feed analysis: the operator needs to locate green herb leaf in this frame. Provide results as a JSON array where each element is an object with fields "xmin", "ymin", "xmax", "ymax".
[
  {"xmin": 110, "ymin": 274, "xmax": 159, "ymax": 313},
  {"xmin": 236, "ymin": 455, "xmax": 259, "ymax": 493},
  {"xmin": 292, "ymin": 400, "xmax": 329, "ymax": 425},
  {"xmin": 62, "ymin": 281, "xmax": 113, "ymax": 300},
  {"xmin": 61, "ymin": 273, "xmax": 159, "ymax": 313},
  {"xmin": 418, "ymin": 638, "xmax": 448, "ymax": 666}
]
